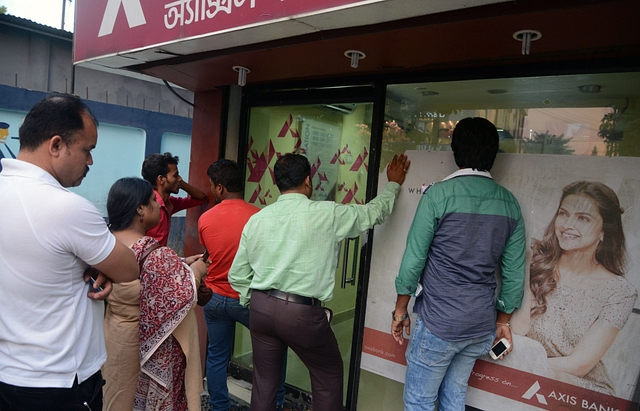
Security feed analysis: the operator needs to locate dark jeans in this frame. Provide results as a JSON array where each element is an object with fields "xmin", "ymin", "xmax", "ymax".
[
  {"xmin": 0, "ymin": 371, "xmax": 104, "ymax": 411},
  {"xmin": 249, "ymin": 290, "xmax": 343, "ymax": 411}
]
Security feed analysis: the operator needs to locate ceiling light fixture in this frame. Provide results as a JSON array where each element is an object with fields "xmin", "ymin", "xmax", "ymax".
[
  {"xmin": 578, "ymin": 85, "xmax": 601, "ymax": 93},
  {"xmin": 513, "ymin": 30, "xmax": 542, "ymax": 55},
  {"xmin": 344, "ymin": 50, "xmax": 366, "ymax": 69},
  {"xmin": 233, "ymin": 66, "xmax": 250, "ymax": 87}
]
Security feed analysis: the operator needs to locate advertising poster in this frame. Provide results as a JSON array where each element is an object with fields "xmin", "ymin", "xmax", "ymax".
[
  {"xmin": 0, "ymin": 110, "xmax": 24, "ymax": 172},
  {"xmin": 299, "ymin": 118, "xmax": 341, "ymax": 201},
  {"xmin": 362, "ymin": 150, "xmax": 640, "ymax": 411}
]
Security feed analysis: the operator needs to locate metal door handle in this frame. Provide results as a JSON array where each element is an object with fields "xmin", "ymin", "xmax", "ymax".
[
  {"xmin": 349, "ymin": 236, "xmax": 359, "ymax": 285},
  {"xmin": 341, "ymin": 239, "xmax": 349, "ymax": 289},
  {"xmin": 341, "ymin": 237, "xmax": 357, "ymax": 289}
]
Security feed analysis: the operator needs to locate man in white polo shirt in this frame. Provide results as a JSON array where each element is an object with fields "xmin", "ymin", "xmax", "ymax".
[{"xmin": 0, "ymin": 94, "xmax": 139, "ymax": 411}]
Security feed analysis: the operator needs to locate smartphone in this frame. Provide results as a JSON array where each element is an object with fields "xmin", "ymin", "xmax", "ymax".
[
  {"xmin": 489, "ymin": 337, "xmax": 510, "ymax": 360},
  {"xmin": 88, "ymin": 276, "xmax": 104, "ymax": 293},
  {"xmin": 202, "ymin": 249, "xmax": 209, "ymax": 262}
]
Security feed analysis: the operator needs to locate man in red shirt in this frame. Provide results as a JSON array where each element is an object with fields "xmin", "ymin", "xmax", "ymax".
[
  {"xmin": 198, "ymin": 159, "xmax": 285, "ymax": 411},
  {"xmin": 142, "ymin": 152, "xmax": 208, "ymax": 246}
]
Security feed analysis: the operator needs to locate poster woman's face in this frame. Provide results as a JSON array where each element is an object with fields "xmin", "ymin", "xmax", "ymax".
[{"xmin": 554, "ymin": 194, "xmax": 604, "ymax": 253}]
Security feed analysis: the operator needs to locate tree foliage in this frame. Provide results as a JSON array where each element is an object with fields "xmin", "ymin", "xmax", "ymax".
[
  {"xmin": 597, "ymin": 104, "xmax": 626, "ymax": 157},
  {"xmin": 523, "ymin": 131, "xmax": 575, "ymax": 155}
]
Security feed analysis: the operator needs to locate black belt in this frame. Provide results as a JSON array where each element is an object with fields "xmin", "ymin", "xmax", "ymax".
[{"xmin": 259, "ymin": 289, "xmax": 322, "ymax": 306}]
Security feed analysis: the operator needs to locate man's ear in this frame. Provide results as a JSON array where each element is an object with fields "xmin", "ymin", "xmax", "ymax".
[
  {"xmin": 305, "ymin": 175, "xmax": 311, "ymax": 188},
  {"xmin": 48, "ymin": 135, "xmax": 64, "ymax": 157},
  {"xmin": 156, "ymin": 174, "xmax": 165, "ymax": 188}
]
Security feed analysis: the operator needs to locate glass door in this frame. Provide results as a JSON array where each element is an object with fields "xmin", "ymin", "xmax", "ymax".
[{"xmin": 231, "ymin": 96, "xmax": 375, "ymax": 408}]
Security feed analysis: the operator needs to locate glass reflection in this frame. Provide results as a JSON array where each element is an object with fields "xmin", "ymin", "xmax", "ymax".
[{"xmin": 382, "ymin": 72, "xmax": 640, "ymax": 166}]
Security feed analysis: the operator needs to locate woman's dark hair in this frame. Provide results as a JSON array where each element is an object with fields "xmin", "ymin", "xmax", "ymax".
[
  {"xmin": 274, "ymin": 153, "xmax": 310, "ymax": 192},
  {"xmin": 207, "ymin": 159, "xmax": 243, "ymax": 192},
  {"xmin": 19, "ymin": 93, "xmax": 97, "ymax": 151},
  {"xmin": 530, "ymin": 180, "xmax": 626, "ymax": 316},
  {"xmin": 450, "ymin": 117, "xmax": 499, "ymax": 171},
  {"xmin": 107, "ymin": 177, "xmax": 154, "ymax": 231}
]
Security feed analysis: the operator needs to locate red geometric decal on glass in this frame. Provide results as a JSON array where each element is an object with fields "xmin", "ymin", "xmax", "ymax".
[
  {"xmin": 248, "ymin": 184, "xmax": 261, "ymax": 204},
  {"xmin": 340, "ymin": 182, "xmax": 362, "ymax": 204},
  {"xmin": 350, "ymin": 146, "xmax": 369, "ymax": 172},
  {"xmin": 248, "ymin": 184, "xmax": 273, "ymax": 205},
  {"xmin": 310, "ymin": 156, "xmax": 329, "ymax": 192},
  {"xmin": 278, "ymin": 114, "xmax": 293, "ymax": 137},
  {"xmin": 246, "ymin": 114, "xmax": 303, "ymax": 205}
]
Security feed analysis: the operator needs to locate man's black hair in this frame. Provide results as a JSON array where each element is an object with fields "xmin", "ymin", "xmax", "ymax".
[
  {"xmin": 274, "ymin": 153, "xmax": 310, "ymax": 192},
  {"xmin": 207, "ymin": 159, "xmax": 243, "ymax": 193},
  {"xmin": 19, "ymin": 93, "xmax": 97, "ymax": 151},
  {"xmin": 141, "ymin": 152, "xmax": 179, "ymax": 186},
  {"xmin": 451, "ymin": 117, "xmax": 499, "ymax": 172}
]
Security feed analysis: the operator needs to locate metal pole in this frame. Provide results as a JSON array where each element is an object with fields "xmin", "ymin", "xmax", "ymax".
[{"xmin": 61, "ymin": 0, "xmax": 66, "ymax": 30}]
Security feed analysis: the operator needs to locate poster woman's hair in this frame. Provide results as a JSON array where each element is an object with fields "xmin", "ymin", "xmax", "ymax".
[{"xmin": 530, "ymin": 180, "xmax": 626, "ymax": 316}]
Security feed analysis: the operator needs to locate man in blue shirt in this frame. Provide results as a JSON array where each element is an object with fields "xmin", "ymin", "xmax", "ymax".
[{"xmin": 391, "ymin": 117, "xmax": 526, "ymax": 411}]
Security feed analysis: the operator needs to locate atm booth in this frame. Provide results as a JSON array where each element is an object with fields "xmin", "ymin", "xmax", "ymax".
[{"xmin": 74, "ymin": 1, "xmax": 640, "ymax": 410}]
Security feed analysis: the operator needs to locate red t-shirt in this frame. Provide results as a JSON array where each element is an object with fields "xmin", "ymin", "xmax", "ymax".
[
  {"xmin": 146, "ymin": 190, "xmax": 207, "ymax": 246},
  {"xmin": 198, "ymin": 199, "xmax": 260, "ymax": 299}
]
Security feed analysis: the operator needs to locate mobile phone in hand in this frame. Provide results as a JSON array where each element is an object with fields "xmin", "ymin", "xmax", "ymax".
[
  {"xmin": 89, "ymin": 276, "xmax": 104, "ymax": 293},
  {"xmin": 489, "ymin": 337, "xmax": 510, "ymax": 360},
  {"xmin": 202, "ymin": 249, "xmax": 209, "ymax": 262}
]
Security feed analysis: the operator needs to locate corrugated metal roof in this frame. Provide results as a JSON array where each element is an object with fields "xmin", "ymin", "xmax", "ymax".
[{"xmin": 0, "ymin": 13, "xmax": 72, "ymax": 42}]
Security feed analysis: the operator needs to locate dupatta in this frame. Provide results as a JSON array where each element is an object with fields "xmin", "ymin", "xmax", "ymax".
[{"xmin": 133, "ymin": 237, "xmax": 198, "ymax": 411}]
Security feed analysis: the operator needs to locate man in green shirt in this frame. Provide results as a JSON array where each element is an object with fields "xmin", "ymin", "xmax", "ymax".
[{"xmin": 229, "ymin": 152, "xmax": 409, "ymax": 411}]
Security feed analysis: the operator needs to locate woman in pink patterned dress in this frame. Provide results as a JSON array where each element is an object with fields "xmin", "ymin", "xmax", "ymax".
[{"xmin": 103, "ymin": 177, "xmax": 207, "ymax": 411}]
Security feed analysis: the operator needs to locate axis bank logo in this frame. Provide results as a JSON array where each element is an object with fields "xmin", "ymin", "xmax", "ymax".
[
  {"xmin": 98, "ymin": 0, "xmax": 147, "ymax": 37},
  {"xmin": 522, "ymin": 381, "xmax": 549, "ymax": 405},
  {"xmin": 521, "ymin": 382, "xmax": 623, "ymax": 411}
]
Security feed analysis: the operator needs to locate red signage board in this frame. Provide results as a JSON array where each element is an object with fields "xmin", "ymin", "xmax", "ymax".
[
  {"xmin": 74, "ymin": 0, "xmax": 367, "ymax": 63},
  {"xmin": 470, "ymin": 360, "xmax": 637, "ymax": 411}
]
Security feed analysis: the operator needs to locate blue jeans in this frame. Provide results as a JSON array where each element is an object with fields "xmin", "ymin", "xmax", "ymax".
[
  {"xmin": 404, "ymin": 316, "xmax": 495, "ymax": 411},
  {"xmin": 204, "ymin": 292, "xmax": 286, "ymax": 411}
]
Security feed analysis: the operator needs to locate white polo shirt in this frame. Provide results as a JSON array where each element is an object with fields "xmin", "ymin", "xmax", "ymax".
[{"xmin": 0, "ymin": 158, "xmax": 116, "ymax": 388}]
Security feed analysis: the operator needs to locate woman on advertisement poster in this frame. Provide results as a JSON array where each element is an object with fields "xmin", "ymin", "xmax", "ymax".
[{"xmin": 516, "ymin": 180, "xmax": 637, "ymax": 395}]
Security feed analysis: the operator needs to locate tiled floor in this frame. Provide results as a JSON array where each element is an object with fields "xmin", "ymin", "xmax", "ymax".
[{"xmin": 200, "ymin": 377, "xmax": 312, "ymax": 411}]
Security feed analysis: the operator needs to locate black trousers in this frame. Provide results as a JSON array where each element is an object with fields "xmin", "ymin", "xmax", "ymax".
[
  {"xmin": 249, "ymin": 290, "xmax": 343, "ymax": 411},
  {"xmin": 0, "ymin": 370, "xmax": 104, "ymax": 411}
]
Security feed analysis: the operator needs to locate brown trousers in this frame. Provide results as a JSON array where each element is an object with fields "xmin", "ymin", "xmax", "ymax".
[{"xmin": 249, "ymin": 290, "xmax": 343, "ymax": 411}]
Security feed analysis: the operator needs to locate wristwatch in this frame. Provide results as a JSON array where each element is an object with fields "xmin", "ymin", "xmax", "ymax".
[{"xmin": 392, "ymin": 310, "xmax": 408, "ymax": 322}]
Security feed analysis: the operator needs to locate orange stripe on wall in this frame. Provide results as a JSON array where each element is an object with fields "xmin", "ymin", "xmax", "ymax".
[{"xmin": 362, "ymin": 327, "xmax": 408, "ymax": 366}]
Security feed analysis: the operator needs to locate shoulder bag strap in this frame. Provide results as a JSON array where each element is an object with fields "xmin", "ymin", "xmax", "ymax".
[{"xmin": 139, "ymin": 243, "xmax": 162, "ymax": 270}]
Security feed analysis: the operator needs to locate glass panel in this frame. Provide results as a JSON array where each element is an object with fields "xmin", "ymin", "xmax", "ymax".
[
  {"xmin": 0, "ymin": 108, "xmax": 25, "ymax": 173},
  {"xmin": 69, "ymin": 123, "xmax": 146, "ymax": 215},
  {"xmin": 0, "ymin": 110, "xmax": 146, "ymax": 216},
  {"xmin": 232, "ymin": 102, "xmax": 373, "ymax": 405},
  {"xmin": 380, "ymin": 72, "xmax": 640, "ymax": 167},
  {"xmin": 360, "ymin": 71, "xmax": 640, "ymax": 411}
]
